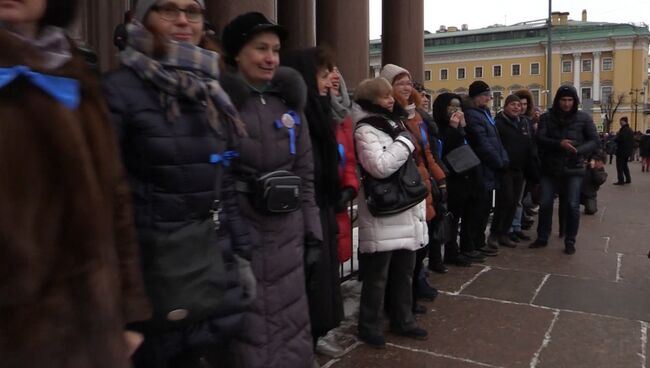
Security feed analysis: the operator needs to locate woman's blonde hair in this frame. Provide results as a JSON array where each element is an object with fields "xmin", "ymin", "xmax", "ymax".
[{"xmin": 354, "ymin": 77, "xmax": 393, "ymax": 104}]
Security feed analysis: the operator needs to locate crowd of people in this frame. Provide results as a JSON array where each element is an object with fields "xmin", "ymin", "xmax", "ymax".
[{"xmin": 0, "ymin": 0, "xmax": 628, "ymax": 367}]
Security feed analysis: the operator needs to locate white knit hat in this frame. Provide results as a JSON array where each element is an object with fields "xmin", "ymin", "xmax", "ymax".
[
  {"xmin": 135, "ymin": 0, "xmax": 205, "ymax": 21},
  {"xmin": 380, "ymin": 63, "xmax": 411, "ymax": 85}
]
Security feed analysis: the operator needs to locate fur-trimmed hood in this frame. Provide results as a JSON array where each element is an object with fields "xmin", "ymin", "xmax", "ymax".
[{"xmin": 220, "ymin": 66, "xmax": 307, "ymax": 111}]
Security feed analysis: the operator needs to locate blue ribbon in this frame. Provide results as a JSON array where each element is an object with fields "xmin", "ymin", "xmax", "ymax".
[
  {"xmin": 209, "ymin": 150, "xmax": 239, "ymax": 166},
  {"xmin": 418, "ymin": 122, "xmax": 429, "ymax": 147},
  {"xmin": 0, "ymin": 66, "xmax": 80, "ymax": 110},
  {"xmin": 437, "ymin": 139, "xmax": 443, "ymax": 159},
  {"xmin": 338, "ymin": 143, "xmax": 345, "ymax": 168},
  {"xmin": 482, "ymin": 110, "xmax": 496, "ymax": 127},
  {"xmin": 273, "ymin": 110, "xmax": 302, "ymax": 155}
]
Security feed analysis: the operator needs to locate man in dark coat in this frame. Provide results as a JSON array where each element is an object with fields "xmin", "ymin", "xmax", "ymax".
[
  {"xmin": 463, "ymin": 81, "xmax": 509, "ymax": 258},
  {"xmin": 530, "ymin": 85, "xmax": 599, "ymax": 254},
  {"xmin": 613, "ymin": 117, "xmax": 634, "ymax": 184}
]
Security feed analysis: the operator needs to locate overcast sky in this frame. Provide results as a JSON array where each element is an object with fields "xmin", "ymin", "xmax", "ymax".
[{"xmin": 369, "ymin": 0, "xmax": 650, "ymax": 40}]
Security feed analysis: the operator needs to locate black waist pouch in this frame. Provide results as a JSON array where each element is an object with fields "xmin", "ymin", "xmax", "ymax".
[{"xmin": 254, "ymin": 171, "xmax": 302, "ymax": 213}]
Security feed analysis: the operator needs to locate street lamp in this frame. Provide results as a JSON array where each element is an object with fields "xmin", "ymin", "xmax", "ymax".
[{"xmin": 629, "ymin": 88, "xmax": 645, "ymax": 131}]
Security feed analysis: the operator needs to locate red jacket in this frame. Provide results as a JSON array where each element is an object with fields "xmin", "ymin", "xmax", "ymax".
[{"xmin": 335, "ymin": 116, "xmax": 359, "ymax": 262}]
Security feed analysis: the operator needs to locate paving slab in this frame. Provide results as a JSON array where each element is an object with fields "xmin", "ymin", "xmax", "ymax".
[
  {"xmin": 427, "ymin": 265, "xmax": 485, "ymax": 294},
  {"xmin": 533, "ymin": 275, "xmax": 650, "ymax": 322},
  {"xmin": 603, "ymin": 224, "xmax": 650, "ymax": 256},
  {"xmin": 385, "ymin": 293, "xmax": 555, "ymax": 368},
  {"xmin": 328, "ymin": 344, "xmax": 492, "ymax": 368},
  {"xmin": 460, "ymin": 268, "xmax": 547, "ymax": 304},
  {"xmin": 484, "ymin": 247, "xmax": 618, "ymax": 282},
  {"xmin": 619, "ymin": 253, "xmax": 650, "ymax": 286},
  {"xmin": 536, "ymin": 311, "xmax": 643, "ymax": 368}
]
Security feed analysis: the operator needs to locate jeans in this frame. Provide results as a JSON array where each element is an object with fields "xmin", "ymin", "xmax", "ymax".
[{"xmin": 537, "ymin": 175, "xmax": 583, "ymax": 246}]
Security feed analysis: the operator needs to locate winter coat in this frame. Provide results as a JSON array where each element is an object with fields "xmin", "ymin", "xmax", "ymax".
[
  {"xmin": 352, "ymin": 108, "xmax": 428, "ymax": 254},
  {"xmin": 615, "ymin": 125, "xmax": 635, "ymax": 156},
  {"xmin": 0, "ymin": 31, "xmax": 150, "ymax": 368},
  {"xmin": 220, "ymin": 67, "xmax": 321, "ymax": 368},
  {"xmin": 404, "ymin": 112, "xmax": 446, "ymax": 221},
  {"xmin": 581, "ymin": 166, "xmax": 608, "ymax": 200},
  {"xmin": 495, "ymin": 112, "xmax": 533, "ymax": 170},
  {"xmin": 336, "ymin": 115, "xmax": 359, "ymax": 262},
  {"xmin": 639, "ymin": 134, "xmax": 650, "ymax": 157},
  {"xmin": 537, "ymin": 110, "xmax": 599, "ymax": 177},
  {"xmin": 102, "ymin": 67, "xmax": 250, "ymax": 341},
  {"xmin": 464, "ymin": 104, "xmax": 510, "ymax": 192}
]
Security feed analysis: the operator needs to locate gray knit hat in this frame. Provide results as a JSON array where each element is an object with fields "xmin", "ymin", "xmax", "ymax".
[
  {"xmin": 135, "ymin": 0, "xmax": 205, "ymax": 21},
  {"xmin": 379, "ymin": 63, "xmax": 411, "ymax": 85}
]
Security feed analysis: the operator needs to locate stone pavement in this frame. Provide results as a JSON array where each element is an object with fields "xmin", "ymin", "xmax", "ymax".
[{"xmin": 319, "ymin": 162, "xmax": 650, "ymax": 368}]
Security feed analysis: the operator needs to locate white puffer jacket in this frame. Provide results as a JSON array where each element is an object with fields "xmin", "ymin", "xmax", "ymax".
[{"xmin": 353, "ymin": 110, "xmax": 428, "ymax": 254}]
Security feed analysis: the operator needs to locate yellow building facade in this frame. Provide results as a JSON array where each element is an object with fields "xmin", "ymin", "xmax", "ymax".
[{"xmin": 370, "ymin": 12, "xmax": 650, "ymax": 132}]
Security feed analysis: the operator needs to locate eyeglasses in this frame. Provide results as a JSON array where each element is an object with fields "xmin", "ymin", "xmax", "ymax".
[{"xmin": 151, "ymin": 4, "xmax": 205, "ymax": 23}]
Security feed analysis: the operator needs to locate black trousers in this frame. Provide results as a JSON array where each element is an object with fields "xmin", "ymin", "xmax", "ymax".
[
  {"xmin": 447, "ymin": 184, "xmax": 491, "ymax": 254},
  {"xmin": 616, "ymin": 154, "xmax": 632, "ymax": 183},
  {"xmin": 358, "ymin": 249, "xmax": 417, "ymax": 337},
  {"xmin": 491, "ymin": 169, "xmax": 525, "ymax": 236}
]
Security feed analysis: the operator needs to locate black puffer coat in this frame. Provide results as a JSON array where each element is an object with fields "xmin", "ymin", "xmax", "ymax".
[
  {"xmin": 102, "ymin": 67, "xmax": 250, "ymax": 341},
  {"xmin": 537, "ymin": 87, "xmax": 599, "ymax": 177}
]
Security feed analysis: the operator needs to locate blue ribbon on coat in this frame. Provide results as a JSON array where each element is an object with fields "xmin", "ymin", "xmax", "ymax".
[
  {"xmin": 273, "ymin": 110, "xmax": 302, "ymax": 155},
  {"xmin": 0, "ymin": 66, "xmax": 80, "ymax": 110},
  {"xmin": 209, "ymin": 150, "xmax": 239, "ymax": 166}
]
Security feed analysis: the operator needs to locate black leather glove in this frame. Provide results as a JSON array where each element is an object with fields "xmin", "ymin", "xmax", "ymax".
[
  {"xmin": 438, "ymin": 185, "xmax": 448, "ymax": 205},
  {"xmin": 234, "ymin": 255, "xmax": 257, "ymax": 306},
  {"xmin": 304, "ymin": 234, "xmax": 322, "ymax": 271},
  {"xmin": 335, "ymin": 187, "xmax": 356, "ymax": 213}
]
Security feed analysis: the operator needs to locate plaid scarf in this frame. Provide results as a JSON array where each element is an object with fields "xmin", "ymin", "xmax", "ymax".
[
  {"xmin": 0, "ymin": 25, "xmax": 71, "ymax": 70},
  {"xmin": 120, "ymin": 22, "xmax": 245, "ymax": 136}
]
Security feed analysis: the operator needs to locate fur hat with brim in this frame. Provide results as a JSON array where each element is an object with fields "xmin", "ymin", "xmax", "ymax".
[
  {"xmin": 222, "ymin": 12, "xmax": 287, "ymax": 65},
  {"xmin": 134, "ymin": 0, "xmax": 205, "ymax": 21}
]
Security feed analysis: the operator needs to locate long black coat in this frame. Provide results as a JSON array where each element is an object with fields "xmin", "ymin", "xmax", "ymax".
[
  {"xmin": 102, "ymin": 68, "xmax": 250, "ymax": 340},
  {"xmin": 615, "ymin": 125, "xmax": 635, "ymax": 156},
  {"xmin": 464, "ymin": 105, "xmax": 509, "ymax": 191}
]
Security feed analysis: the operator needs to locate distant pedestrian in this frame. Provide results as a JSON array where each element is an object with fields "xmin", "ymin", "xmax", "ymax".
[
  {"xmin": 581, "ymin": 151, "xmax": 608, "ymax": 214},
  {"xmin": 613, "ymin": 117, "xmax": 634, "ymax": 185},
  {"xmin": 530, "ymin": 85, "xmax": 599, "ymax": 255},
  {"xmin": 639, "ymin": 129, "xmax": 650, "ymax": 172}
]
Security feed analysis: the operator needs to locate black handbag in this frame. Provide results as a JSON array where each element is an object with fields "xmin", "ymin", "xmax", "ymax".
[
  {"xmin": 138, "ymin": 160, "xmax": 228, "ymax": 331},
  {"xmin": 254, "ymin": 170, "xmax": 301, "ymax": 213},
  {"xmin": 357, "ymin": 116, "xmax": 429, "ymax": 217},
  {"xmin": 444, "ymin": 144, "xmax": 481, "ymax": 174},
  {"xmin": 429, "ymin": 210, "xmax": 454, "ymax": 244}
]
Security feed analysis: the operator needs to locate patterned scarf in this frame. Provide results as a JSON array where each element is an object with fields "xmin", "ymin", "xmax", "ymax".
[
  {"xmin": 120, "ymin": 22, "xmax": 245, "ymax": 136},
  {"xmin": 330, "ymin": 73, "xmax": 352, "ymax": 123},
  {"xmin": 0, "ymin": 24, "xmax": 71, "ymax": 70}
]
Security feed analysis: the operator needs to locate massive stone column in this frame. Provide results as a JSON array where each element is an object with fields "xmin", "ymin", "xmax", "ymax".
[
  {"xmin": 593, "ymin": 51, "xmax": 601, "ymax": 101},
  {"xmin": 381, "ymin": 0, "xmax": 424, "ymax": 81},
  {"xmin": 573, "ymin": 52, "xmax": 581, "ymax": 90},
  {"xmin": 84, "ymin": 0, "xmax": 128, "ymax": 71},
  {"xmin": 205, "ymin": 0, "xmax": 276, "ymax": 34},
  {"xmin": 278, "ymin": 0, "xmax": 316, "ymax": 51},
  {"xmin": 316, "ymin": 0, "xmax": 369, "ymax": 89}
]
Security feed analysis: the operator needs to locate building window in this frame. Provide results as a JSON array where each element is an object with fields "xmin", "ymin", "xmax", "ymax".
[
  {"xmin": 474, "ymin": 66, "xmax": 483, "ymax": 78},
  {"xmin": 440, "ymin": 68, "xmax": 448, "ymax": 80},
  {"xmin": 601, "ymin": 86, "xmax": 613, "ymax": 101},
  {"xmin": 424, "ymin": 70, "xmax": 432, "ymax": 81},
  {"xmin": 493, "ymin": 65, "xmax": 502, "ymax": 77},
  {"xmin": 562, "ymin": 60, "xmax": 572, "ymax": 73},
  {"xmin": 457, "ymin": 67, "xmax": 466, "ymax": 80},
  {"xmin": 602, "ymin": 57, "xmax": 613, "ymax": 71},
  {"xmin": 512, "ymin": 64, "xmax": 521, "ymax": 76},
  {"xmin": 581, "ymin": 87, "xmax": 592, "ymax": 101},
  {"xmin": 530, "ymin": 63, "xmax": 540, "ymax": 75},
  {"xmin": 582, "ymin": 59, "xmax": 592, "ymax": 72},
  {"xmin": 531, "ymin": 90, "xmax": 540, "ymax": 106},
  {"xmin": 492, "ymin": 91, "xmax": 503, "ymax": 110}
]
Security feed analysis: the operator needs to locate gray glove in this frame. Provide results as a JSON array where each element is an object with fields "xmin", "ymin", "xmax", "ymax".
[{"xmin": 234, "ymin": 255, "xmax": 257, "ymax": 306}]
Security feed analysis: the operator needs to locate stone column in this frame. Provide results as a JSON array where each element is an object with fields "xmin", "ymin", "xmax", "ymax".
[
  {"xmin": 84, "ymin": 0, "xmax": 128, "ymax": 71},
  {"xmin": 593, "ymin": 51, "xmax": 601, "ymax": 101},
  {"xmin": 573, "ymin": 52, "xmax": 581, "ymax": 90},
  {"xmin": 381, "ymin": 0, "xmax": 424, "ymax": 81},
  {"xmin": 316, "ymin": 0, "xmax": 369, "ymax": 89},
  {"xmin": 278, "ymin": 0, "xmax": 316, "ymax": 50},
  {"xmin": 205, "ymin": 0, "xmax": 276, "ymax": 34}
]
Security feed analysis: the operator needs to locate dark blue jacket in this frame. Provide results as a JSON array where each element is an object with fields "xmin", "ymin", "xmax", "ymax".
[
  {"xmin": 464, "ymin": 105, "xmax": 509, "ymax": 191},
  {"xmin": 102, "ymin": 67, "xmax": 250, "ymax": 339}
]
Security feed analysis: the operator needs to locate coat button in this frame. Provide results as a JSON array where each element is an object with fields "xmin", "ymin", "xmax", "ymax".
[{"xmin": 167, "ymin": 309, "xmax": 189, "ymax": 321}]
